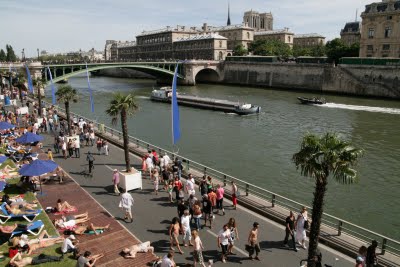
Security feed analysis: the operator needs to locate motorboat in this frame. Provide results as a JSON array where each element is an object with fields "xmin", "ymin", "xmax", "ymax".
[{"xmin": 297, "ymin": 97, "xmax": 326, "ymax": 105}]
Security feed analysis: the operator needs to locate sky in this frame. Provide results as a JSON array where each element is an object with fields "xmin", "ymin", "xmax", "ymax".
[{"xmin": 1, "ymin": 0, "xmax": 373, "ymax": 57}]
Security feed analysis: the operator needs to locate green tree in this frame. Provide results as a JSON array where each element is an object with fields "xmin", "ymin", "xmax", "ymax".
[
  {"xmin": 233, "ymin": 44, "xmax": 248, "ymax": 56},
  {"xmin": 347, "ymin": 42, "xmax": 360, "ymax": 57},
  {"xmin": 293, "ymin": 46, "xmax": 312, "ymax": 57},
  {"xmin": 6, "ymin": 44, "xmax": 17, "ymax": 62},
  {"xmin": 325, "ymin": 38, "xmax": 358, "ymax": 64},
  {"xmin": 249, "ymin": 39, "xmax": 292, "ymax": 57},
  {"xmin": 310, "ymin": 44, "xmax": 326, "ymax": 57},
  {"xmin": 0, "ymin": 49, "xmax": 6, "ymax": 61},
  {"xmin": 106, "ymin": 93, "xmax": 139, "ymax": 172},
  {"xmin": 292, "ymin": 133, "xmax": 363, "ymax": 265},
  {"xmin": 56, "ymin": 84, "xmax": 78, "ymax": 136}
]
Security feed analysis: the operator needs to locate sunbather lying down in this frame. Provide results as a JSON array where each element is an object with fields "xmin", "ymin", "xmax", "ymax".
[
  {"xmin": 2, "ymin": 195, "xmax": 38, "ymax": 210},
  {"xmin": 11, "ymin": 230, "xmax": 64, "ymax": 255},
  {"xmin": 56, "ymin": 199, "xmax": 76, "ymax": 213},
  {"xmin": 4, "ymin": 203, "xmax": 39, "ymax": 215},
  {"xmin": 54, "ymin": 212, "xmax": 89, "ymax": 228},
  {"xmin": 73, "ymin": 223, "xmax": 110, "ymax": 236},
  {"xmin": 9, "ymin": 252, "xmax": 62, "ymax": 267},
  {"xmin": 120, "ymin": 241, "xmax": 154, "ymax": 258},
  {"xmin": 0, "ymin": 223, "xmax": 28, "ymax": 234}
]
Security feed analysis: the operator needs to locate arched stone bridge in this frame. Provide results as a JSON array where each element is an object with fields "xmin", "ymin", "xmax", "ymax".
[{"xmin": 1, "ymin": 61, "xmax": 225, "ymax": 86}]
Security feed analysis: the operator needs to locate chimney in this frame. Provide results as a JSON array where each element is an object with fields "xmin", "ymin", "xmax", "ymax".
[{"xmin": 203, "ymin": 23, "xmax": 208, "ymax": 33}]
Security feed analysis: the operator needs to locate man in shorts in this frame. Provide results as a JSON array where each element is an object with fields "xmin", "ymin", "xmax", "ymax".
[{"xmin": 120, "ymin": 189, "xmax": 134, "ymax": 223}]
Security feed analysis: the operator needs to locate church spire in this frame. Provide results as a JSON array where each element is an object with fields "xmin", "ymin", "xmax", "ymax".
[{"xmin": 227, "ymin": 1, "xmax": 231, "ymax": 26}]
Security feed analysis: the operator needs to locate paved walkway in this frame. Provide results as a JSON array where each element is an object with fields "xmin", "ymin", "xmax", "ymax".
[{"xmin": 41, "ymin": 132, "xmax": 354, "ymax": 267}]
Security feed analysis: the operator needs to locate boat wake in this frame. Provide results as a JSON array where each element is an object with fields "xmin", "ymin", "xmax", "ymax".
[
  {"xmin": 322, "ymin": 103, "xmax": 400, "ymax": 115},
  {"xmin": 136, "ymin": 96, "xmax": 150, "ymax": 99}
]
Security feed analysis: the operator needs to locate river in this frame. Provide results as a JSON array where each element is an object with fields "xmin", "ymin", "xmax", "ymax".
[{"xmin": 46, "ymin": 75, "xmax": 400, "ymax": 240}]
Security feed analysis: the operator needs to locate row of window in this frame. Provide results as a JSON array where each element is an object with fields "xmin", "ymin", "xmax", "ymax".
[
  {"xmin": 368, "ymin": 26, "xmax": 395, "ymax": 38},
  {"xmin": 366, "ymin": 44, "xmax": 397, "ymax": 51},
  {"xmin": 137, "ymin": 35, "xmax": 171, "ymax": 45}
]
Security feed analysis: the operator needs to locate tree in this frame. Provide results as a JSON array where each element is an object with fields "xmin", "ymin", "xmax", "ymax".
[
  {"xmin": 32, "ymin": 78, "xmax": 46, "ymax": 117},
  {"xmin": 233, "ymin": 44, "xmax": 248, "ymax": 56},
  {"xmin": 56, "ymin": 84, "xmax": 78, "ymax": 136},
  {"xmin": 310, "ymin": 44, "xmax": 326, "ymax": 57},
  {"xmin": 105, "ymin": 93, "xmax": 138, "ymax": 172},
  {"xmin": 248, "ymin": 39, "xmax": 292, "ymax": 57},
  {"xmin": 292, "ymin": 132, "xmax": 363, "ymax": 266},
  {"xmin": 5, "ymin": 44, "xmax": 17, "ymax": 62},
  {"xmin": 0, "ymin": 49, "xmax": 6, "ymax": 61},
  {"xmin": 325, "ymin": 38, "xmax": 358, "ymax": 64}
]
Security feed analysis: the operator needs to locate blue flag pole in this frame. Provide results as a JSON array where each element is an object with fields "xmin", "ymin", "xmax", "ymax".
[
  {"xmin": 171, "ymin": 62, "xmax": 181, "ymax": 145},
  {"xmin": 47, "ymin": 67, "xmax": 56, "ymax": 104},
  {"xmin": 85, "ymin": 63, "xmax": 95, "ymax": 113},
  {"xmin": 25, "ymin": 64, "xmax": 34, "ymax": 93}
]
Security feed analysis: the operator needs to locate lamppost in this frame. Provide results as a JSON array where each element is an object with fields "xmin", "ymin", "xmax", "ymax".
[
  {"xmin": 21, "ymin": 48, "xmax": 25, "ymax": 62},
  {"xmin": 37, "ymin": 48, "xmax": 39, "ymax": 61}
]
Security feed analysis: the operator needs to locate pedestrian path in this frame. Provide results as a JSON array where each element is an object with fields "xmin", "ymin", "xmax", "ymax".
[{"xmin": 42, "ymin": 133, "xmax": 355, "ymax": 267}]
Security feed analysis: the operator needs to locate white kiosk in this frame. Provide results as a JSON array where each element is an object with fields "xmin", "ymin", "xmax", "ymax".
[{"xmin": 119, "ymin": 168, "xmax": 142, "ymax": 191}]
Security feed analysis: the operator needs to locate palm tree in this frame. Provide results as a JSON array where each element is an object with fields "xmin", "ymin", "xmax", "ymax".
[
  {"xmin": 292, "ymin": 132, "xmax": 363, "ymax": 265},
  {"xmin": 56, "ymin": 84, "xmax": 78, "ymax": 136},
  {"xmin": 32, "ymin": 77, "xmax": 46, "ymax": 116},
  {"xmin": 106, "ymin": 93, "xmax": 138, "ymax": 172}
]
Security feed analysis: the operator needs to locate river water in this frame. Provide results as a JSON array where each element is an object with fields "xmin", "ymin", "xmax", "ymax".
[{"xmin": 46, "ymin": 75, "xmax": 400, "ymax": 240}]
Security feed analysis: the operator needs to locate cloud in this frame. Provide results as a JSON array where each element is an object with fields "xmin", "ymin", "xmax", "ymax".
[{"xmin": 0, "ymin": 0, "xmax": 373, "ymax": 57}]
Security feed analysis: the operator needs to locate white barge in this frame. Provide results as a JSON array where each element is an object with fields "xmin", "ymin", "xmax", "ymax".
[{"xmin": 151, "ymin": 87, "xmax": 261, "ymax": 115}]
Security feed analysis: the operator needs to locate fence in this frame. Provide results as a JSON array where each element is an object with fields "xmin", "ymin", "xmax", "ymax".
[{"xmin": 44, "ymin": 100, "xmax": 400, "ymax": 257}]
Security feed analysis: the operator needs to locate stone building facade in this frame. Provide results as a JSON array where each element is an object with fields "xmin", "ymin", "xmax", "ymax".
[
  {"xmin": 293, "ymin": 34, "xmax": 326, "ymax": 48},
  {"xmin": 360, "ymin": 0, "xmax": 400, "ymax": 58},
  {"xmin": 174, "ymin": 33, "xmax": 228, "ymax": 60},
  {"xmin": 207, "ymin": 24, "xmax": 254, "ymax": 51},
  {"xmin": 340, "ymin": 22, "xmax": 361, "ymax": 46},
  {"xmin": 254, "ymin": 28, "xmax": 294, "ymax": 47},
  {"xmin": 243, "ymin": 10, "xmax": 273, "ymax": 31}
]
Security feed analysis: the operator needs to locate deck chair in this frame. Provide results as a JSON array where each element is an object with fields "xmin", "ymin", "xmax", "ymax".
[
  {"xmin": 0, "ymin": 203, "xmax": 42, "ymax": 224},
  {"xmin": 9, "ymin": 220, "xmax": 44, "ymax": 239}
]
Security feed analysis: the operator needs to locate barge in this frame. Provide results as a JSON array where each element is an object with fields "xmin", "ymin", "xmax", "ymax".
[{"xmin": 151, "ymin": 87, "xmax": 261, "ymax": 115}]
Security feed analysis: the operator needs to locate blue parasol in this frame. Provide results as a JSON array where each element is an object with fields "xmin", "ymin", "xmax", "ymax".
[
  {"xmin": 0, "ymin": 156, "xmax": 7, "ymax": 164},
  {"xmin": 18, "ymin": 160, "xmax": 58, "ymax": 196},
  {"xmin": 15, "ymin": 132, "xmax": 44, "ymax": 144},
  {"xmin": 0, "ymin": 121, "xmax": 16, "ymax": 130},
  {"xmin": 0, "ymin": 181, "xmax": 6, "ymax": 192}
]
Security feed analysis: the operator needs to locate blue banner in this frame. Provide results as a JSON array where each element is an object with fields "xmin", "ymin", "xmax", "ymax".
[
  {"xmin": 47, "ymin": 67, "xmax": 56, "ymax": 104},
  {"xmin": 171, "ymin": 63, "xmax": 181, "ymax": 145},
  {"xmin": 25, "ymin": 64, "xmax": 34, "ymax": 93},
  {"xmin": 85, "ymin": 63, "xmax": 95, "ymax": 113}
]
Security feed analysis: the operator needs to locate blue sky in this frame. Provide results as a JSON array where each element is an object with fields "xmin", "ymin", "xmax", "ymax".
[{"xmin": 1, "ymin": 0, "xmax": 372, "ymax": 57}]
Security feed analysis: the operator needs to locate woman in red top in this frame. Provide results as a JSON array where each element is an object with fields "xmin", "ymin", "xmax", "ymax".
[{"xmin": 173, "ymin": 177, "xmax": 183, "ymax": 201}]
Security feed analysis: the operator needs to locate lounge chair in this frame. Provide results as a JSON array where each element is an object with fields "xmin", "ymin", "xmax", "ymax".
[
  {"xmin": 10, "ymin": 220, "xmax": 44, "ymax": 238},
  {"xmin": 0, "ymin": 203, "xmax": 42, "ymax": 224}
]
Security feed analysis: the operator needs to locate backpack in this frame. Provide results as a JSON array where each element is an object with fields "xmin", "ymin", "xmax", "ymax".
[{"xmin": 304, "ymin": 220, "xmax": 309, "ymax": 230}]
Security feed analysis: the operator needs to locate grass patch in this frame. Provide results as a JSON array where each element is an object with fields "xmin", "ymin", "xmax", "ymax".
[{"xmin": 0, "ymin": 178, "xmax": 76, "ymax": 266}]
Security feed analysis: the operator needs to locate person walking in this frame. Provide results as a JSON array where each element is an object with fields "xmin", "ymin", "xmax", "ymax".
[
  {"xmin": 119, "ymin": 189, "xmax": 134, "ymax": 223},
  {"xmin": 201, "ymin": 194, "xmax": 213, "ymax": 229},
  {"xmin": 181, "ymin": 210, "xmax": 192, "ymax": 247},
  {"xmin": 283, "ymin": 211, "xmax": 297, "ymax": 251},
  {"xmin": 112, "ymin": 169, "xmax": 120, "ymax": 195},
  {"xmin": 67, "ymin": 139, "xmax": 74, "ymax": 158},
  {"xmin": 169, "ymin": 217, "xmax": 183, "ymax": 254},
  {"xmin": 216, "ymin": 184, "xmax": 225, "ymax": 215},
  {"xmin": 153, "ymin": 169, "xmax": 160, "ymax": 195},
  {"xmin": 227, "ymin": 217, "xmax": 239, "ymax": 255},
  {"xmin": 192, "ymin": 230, "xmax": 206, "ymax": 267},
  {"xmin": 296, "ymin": 206, "xmax": 308, "ymax": 249},
  {"xmin": 247, "ymin": 222, "xmax": 260, "ymax": 261},
  {"xmin": 74, "ymin": 138, "xmax": 80, "ymax": 158},
  {"xmin": 185, "ymin": 174, "xmax": 196, "ymax": 197},
  {"xmin": 231, "ymin": 181, "xmax": 238, "ymax": 210},
  {"xmin": 61, "ymin": 140, "xmax": 67, "ymax": 159},
  {"xmin": 86, "ymin": 151, "xmax": 95, "ymax": 174},
  {"xmin": 217, "ymin": 224, "xmax": 231, "ymax": 263},
  {"xmin": 366, "ymin": 240, "xmax": 378, "ymax": 267}
]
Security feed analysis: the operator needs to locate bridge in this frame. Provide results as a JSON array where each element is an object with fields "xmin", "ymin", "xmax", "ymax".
[{"xmin": 0, "ymin": 61, "xmax": 224, "ymax": 86}]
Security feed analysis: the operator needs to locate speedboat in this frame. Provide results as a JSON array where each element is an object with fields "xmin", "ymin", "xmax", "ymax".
[{"xmin": 297, "ymin": 97, "xmax": 326, "ymax": 105}]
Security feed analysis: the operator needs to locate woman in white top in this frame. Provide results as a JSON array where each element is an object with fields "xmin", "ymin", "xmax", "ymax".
[
  {"xmin": 296, "ymin": 206, "xmax": 308, "ymax": 249},
  {"xmin": 192, "ymin": 230, "xmax": 206, "ymax": 267}
]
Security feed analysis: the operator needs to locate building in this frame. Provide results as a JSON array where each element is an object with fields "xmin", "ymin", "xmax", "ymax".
[
  {"xmin": 207, "ymin": 24, "xmax": 254, "ymax": 51},
  {"xmin": 340, "ymin": 22, "xmax": 361, "ymax": 46},
  {"xmin": 104, "ymin": 40, "xmax": 117, "ymax": 61},
  {"xmin": 116, "ymin": 41, "xmax": 136, "ymax": 61},
  {"xmin": 360, "ymin": 0, "xmax": 400, "ymax": 58},
  {"xmin": 293, "ymin": 33, "xmax": 326, "ymax": 48},
  {"xmin": 254, "ymin": 28, "xmax": 294, "ymax": 47},
  {"xmin": 243, "ymin": 10, "xmax": 273, "ymax": 31}
]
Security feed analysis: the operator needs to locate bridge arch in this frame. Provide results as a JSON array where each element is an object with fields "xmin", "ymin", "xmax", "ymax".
[{"xmin": 194, "ymin": 68, "xmax": 220, "ymax": 84}]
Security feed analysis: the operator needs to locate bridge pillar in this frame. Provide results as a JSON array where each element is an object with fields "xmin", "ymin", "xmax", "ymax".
[
  {"xmin": 53, "ymin": 68, "xmax": 57, "ymax": 78},
  {"xmin": 181, "ymin": 64, "xmax": 196, "ymax": 85},
  {"xmin": 63, "ymin": 67, "xmax": 65, "ymax": 76}
]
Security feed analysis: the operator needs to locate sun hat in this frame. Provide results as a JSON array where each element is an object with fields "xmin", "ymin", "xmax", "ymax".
[{"xmin": 69, "ymin": 234, "xmax": 76, "ymax": 240}]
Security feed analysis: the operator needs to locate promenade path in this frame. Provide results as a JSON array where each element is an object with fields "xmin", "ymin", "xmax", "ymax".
[{"xmin": 41, "ymin": 133, "xmax": 355, "ymax": 267}]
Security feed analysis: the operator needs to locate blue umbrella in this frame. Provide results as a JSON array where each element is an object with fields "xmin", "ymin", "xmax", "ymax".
[
  {"xmin": 15, "ymin": 132, "xmax": 44, "ymax": 144},
  {"xmin": 0, "ymin": 181, "xmax": 6, "ymax": 192},
  {"xmin": 0, "ymin": 156, "xmax": 7, "ymax": 164},
  {"xmin": 19, "ymin": 160, "xmax": 58, "ymax": 195},
  {"xmin": 0, "ymin": 121, "xmax": 16, "ymax": 130},
  {"xmin": 19, "ymin": 159, "xmax": 58, "ymax": 176}
]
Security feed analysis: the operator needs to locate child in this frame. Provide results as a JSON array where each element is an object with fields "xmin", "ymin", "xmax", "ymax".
[{"xmin": 167, "ymin": 180, "xmax": 174, "ymax": 203}]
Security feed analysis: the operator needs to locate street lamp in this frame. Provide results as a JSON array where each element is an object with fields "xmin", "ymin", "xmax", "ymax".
[
  {"xmin": 37, "ymin": 48, "xmax": 39, "ymax": 61},
  {"xmin": 21, "ymin": 48, "xmax": 25, "ymax": 62}
]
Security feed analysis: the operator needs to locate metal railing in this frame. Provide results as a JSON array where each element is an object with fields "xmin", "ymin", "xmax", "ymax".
[{"xmin": 43, "ymin": 100, "xmax": 400, "ymax": 257}]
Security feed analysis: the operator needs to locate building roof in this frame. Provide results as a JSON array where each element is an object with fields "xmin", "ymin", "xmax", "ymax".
[
  {"xmin": 209, "ymin": 24, "xmax": 253, "ymax": 32},
  {"xmin": 255, "ymin": 28, "xmax": 293, "ymax": 35},
  {"xmin": 294, "ymin": 33, "xmax": 325, "ymax": 39},
  {"xmin": 175, "ymin": 33, "xmax": 227, "ymax": 42},
  {"xmin": 342, "ymin": 22, "xmax": 360, "ymax": 33},
  {"xmin": 117, "ymin": 41, "xmax": 136, "ymax": 48},
  {"xmin": 137, "ymin": 26, "xmax": 199, "ymax": 37}
]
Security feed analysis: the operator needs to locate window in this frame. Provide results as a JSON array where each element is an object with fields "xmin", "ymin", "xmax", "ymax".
[
  {"xmin": 382, "ymin": 44, "xmax": 390, "ymax": 50},
  {"xmin": 387, "ymin": 15, "xmax": 392, "ymax": 20},
  {"xmin": 247, "ymin": 32, "xmax": 250, "ymax": 39},
  {"xmin": 219, "ymin": 41, "xmax": 222, "ymax": 48},
  {"xmin": 368, "ymin": 28, "xmax": 374, "ymax": 38},
  {"xmin": 367, "ymin": 45, "xmax": 373, "ymax": 51},
  {"xmin": 384, "ymin": 27, "xmax": 392, "ymax": 38}
]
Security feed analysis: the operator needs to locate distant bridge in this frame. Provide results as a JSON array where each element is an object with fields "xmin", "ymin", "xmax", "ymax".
[{"xmin": 1, "ymin": 61, "xmax": 224, "ymax": 85}]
